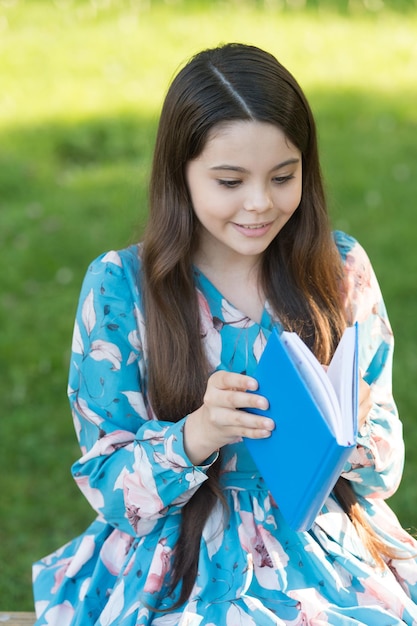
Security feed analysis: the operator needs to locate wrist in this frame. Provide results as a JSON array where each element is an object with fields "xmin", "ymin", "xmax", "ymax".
[{"xmin": 184, "ymin": 408, "xmax": 219, "ymax": 466}]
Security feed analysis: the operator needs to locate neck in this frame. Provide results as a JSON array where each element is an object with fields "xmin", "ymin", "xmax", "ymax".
[
  {"xmin": 194, "ymin": 249, "xmax": 262, "ymax": 283},
  {"xmin": 194, "ymin": 252, "xmax": 265, "ymax": 324}
]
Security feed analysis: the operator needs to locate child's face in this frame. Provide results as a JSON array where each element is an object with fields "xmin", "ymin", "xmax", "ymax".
[{"xmin": 186, "ymin": 120, "xmax": 302, "ymax": 268}]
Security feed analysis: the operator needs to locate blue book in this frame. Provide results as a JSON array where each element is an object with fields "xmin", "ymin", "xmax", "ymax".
[{"xmin": 245, "ymin": 324, "xmax": 359, "ymax": 532}]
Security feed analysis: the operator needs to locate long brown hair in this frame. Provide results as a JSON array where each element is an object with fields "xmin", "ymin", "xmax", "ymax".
[{"xmin": 142, "ymin": 43, "xmax": 397, "ymax": 609}]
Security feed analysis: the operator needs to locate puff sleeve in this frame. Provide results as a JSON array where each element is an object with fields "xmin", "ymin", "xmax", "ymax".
[
  {"xmin": 336, "ymin": 232, "xmax": 404, "ymax": 499},
  {"xmin": 68, "ymin": 248, "xmax": 217, "ymax": 538}
]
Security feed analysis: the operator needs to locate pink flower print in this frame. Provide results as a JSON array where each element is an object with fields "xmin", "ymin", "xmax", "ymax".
[
  {"xmin": 368, "ymin": 434, "xmax": 395, "ymax": 472},
  {"xmin": 89, "ymin": 339, "xmax": 122, "ymax": 371},
  {"xmin": 78, "ymin": 430, "xmax": 134, "ymax": 464},
  {"xmin": 64, "ymin": 534, "xmax": 96, "ymax": 580},
  {"xmin": 123, "ymin": 446, "xmax": 164, "ymax": 528},
  {"xmin": 253, "ymin": 329, "xmax": 267, "ymax": 363},
  {"xmin": 121, "ymin": 390, "xmax": 148, "ymax": 420},
  {"xmin": 144, "ymin": 538, "xmax": 172, "ymax": 594},
  {"xmin": 222, "ymin": 298, "xmax": 255, "ymax": 329},
  {"xmin": 254, "ymin": 535, "xmax": 273, "ymax": 568},
  {"xmin": 100, "ymin": 530, "xmax": 134, "ymax": 576},
  {"xmin": 141, "ymin": 426, "xmax": 168, "ymax": 445},
  {"xmin": 237, "ymin": 510, "xmax": 256, "ymax": 554},
  {"xmin": 221, "ymin": 453, "xmax": 238, "ymax": 475},
  {"xmin": 73, "ymin": 396, "xmax": 104, "ymax": 429},
  {"xmin": 238, "ymin": 511, "xmax": 273, "ymax": 567},
  {"xmin": 101, "ymin": 250, "xmax": 122, "ymax": 267},
  {"xmin": 99, "ymin": 579, "xmax": 126, "ymax": 626},
  {"xmin": 126, "ymin": 503, "xmax": 141, "ymax": 533},
  {"xmin": 389, "ymin": 557, "xmax": 417, "ymax": 588},
  {"xmin": 342, "ymin": 246, "xmax": 379, "ymax": 324},
  {"xmin": 370, "ymin": 313, "xmax": 393, "ymax": 346},
  {"xmin": 202, "ymin": 500, "xmax": 225, "ymax": 560},
  {"xmin": 197, "ymin": 289, "xmax": 222, "ymax": 369},
  {"xmin": 237, "ymin": 512, "xmax": 284, "ymax": 591},
  {"xmin": 43, "ymin": 601, "xmax": 75, "ymax": 626},
  {"xmin": 158, "ymin": 433, "xmax": 189, "ymax": 473},
  {"xmin": 357, "ymin": 573, "xmax": 406, "ymax": 618},
  {"xmin": 50, "ymin": 557, "xmax": 73, "ymax": 594},
  {"xmin": 370, "ymin": 501, "xmax": 417, "ymax": 564},
  {"xmin": 81, "ymin": 288, "xmax": 96, "ymax": 336},
  {"xmin": 128, "ymin": 303, "xmax": 146, "ymax": 367},
  {"xmin": 346, "ymin": 444, "xmax": 374, "ymax": 471},
  {"xmin": 74, "ymin": 475, "xmax": 105, "ymax": 511},
  {"xmin": 71, "ymin": 320, "xmax": 84, "ymax": 355},
  {"xmin": 286, "ymin": 588, "xmax": 330, "ymax": 624},
  {"xmin": 258, "ymin": 525, "xmax": 289, "ymax": 571}
]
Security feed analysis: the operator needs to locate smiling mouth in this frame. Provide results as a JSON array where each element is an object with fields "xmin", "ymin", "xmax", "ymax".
[{"xmin": 237, "ymin": 223, "xmax": 270, "ymax": 230}]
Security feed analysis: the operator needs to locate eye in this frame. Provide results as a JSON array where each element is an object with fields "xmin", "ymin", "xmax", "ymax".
[
  {"xmin": 217, "ymin": 179, "xmax": 242, "ymax": 188},
  {"xmin": 273, "ymin": 174, "xmax": 295, "ymax": 185}
]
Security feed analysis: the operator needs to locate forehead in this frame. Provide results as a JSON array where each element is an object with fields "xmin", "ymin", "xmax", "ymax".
[{"xmin": 200, "ymin": 120, "xmax": 300, "ymax": 161}]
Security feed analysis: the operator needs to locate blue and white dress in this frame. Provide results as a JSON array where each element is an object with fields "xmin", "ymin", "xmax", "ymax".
[{"xmin": 33, "ymin": 231, "xmax": 417, "ymax": 625}]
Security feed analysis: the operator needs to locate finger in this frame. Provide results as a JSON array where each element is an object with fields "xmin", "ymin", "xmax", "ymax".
[
  {"xmin": 226, "ymin": 389, "xmax": 269, "ymax": 412},
  {"xmin": 204, "ymin": 383, "xmax": 269, "ymax": 413},
  {"xmin": 236, "ymin": 409, "xmax": 275, "ymax": 433},
  {"xmin": 232, "ymin": 410, "xmax": 275, "ymax": 439},
  {"xmin": 210, "ymin": 370, "xmax": 258, "ymax": 392},
  {"xmin": 210, "ymin": 409, "xmax": 274, "ymax": 440}
]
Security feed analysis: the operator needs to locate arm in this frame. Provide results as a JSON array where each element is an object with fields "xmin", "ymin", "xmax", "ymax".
[
  {"xmin": 68, "ymin": 249, "xmax": 217, "ymax": 538},
  {"xmin": 336, "ymin": 233, "xmax": 404, "ymax": 499}
]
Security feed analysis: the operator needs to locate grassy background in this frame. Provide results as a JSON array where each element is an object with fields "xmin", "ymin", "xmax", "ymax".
[{"xmin": 1, "ymin": 0, "xmax": 416, "ymax": 609}]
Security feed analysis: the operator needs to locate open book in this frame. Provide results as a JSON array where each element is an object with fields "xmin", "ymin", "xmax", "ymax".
[{"xmin": 245, "ymin": 324, "xmax": 359, "ymax": 531}]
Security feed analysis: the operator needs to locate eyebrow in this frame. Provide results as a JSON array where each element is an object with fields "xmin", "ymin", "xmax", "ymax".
[{"xmin": 209, "ymin": 157, "xmax": 300, "ymax": 173}]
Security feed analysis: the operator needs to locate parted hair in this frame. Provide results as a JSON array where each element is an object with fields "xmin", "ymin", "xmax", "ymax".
[{"xmin": 141, "ymin": 43, "xmax": 399, "ymax": 610}]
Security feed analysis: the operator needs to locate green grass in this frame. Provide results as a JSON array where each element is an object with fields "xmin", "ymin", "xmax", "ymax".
[{"xmin": 1, "ymin": 0, "xmax": 417, "ymax": 610}]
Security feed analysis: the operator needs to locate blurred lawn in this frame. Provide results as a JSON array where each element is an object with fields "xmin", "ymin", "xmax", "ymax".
[{"xmin": 1, "ymin": 0, "xmax": 417, "ymax": 610}]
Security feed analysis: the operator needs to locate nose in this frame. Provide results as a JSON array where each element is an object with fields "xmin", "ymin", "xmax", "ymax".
[{"xmin": 243, "ymin": 185, "xmax": 273, "ymax": 213}]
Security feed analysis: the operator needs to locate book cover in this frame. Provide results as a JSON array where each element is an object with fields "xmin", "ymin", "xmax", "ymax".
[{"xmin": 245, "ymin": 325, "xmax": 358, "ymax": 532}]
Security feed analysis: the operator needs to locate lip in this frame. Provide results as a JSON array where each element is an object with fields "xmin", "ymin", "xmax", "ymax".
[{"xmin": 232, "ymin": 221, "xmax": 273, "ymax": 237}]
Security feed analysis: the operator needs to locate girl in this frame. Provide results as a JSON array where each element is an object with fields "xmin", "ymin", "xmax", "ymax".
[{"xmin": 33, "ymin": 43, "xmax": 417, "ymax": 625}]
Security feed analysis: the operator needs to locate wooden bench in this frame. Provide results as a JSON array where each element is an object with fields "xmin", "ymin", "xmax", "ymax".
[{"xmin": 0, "ymin": 613, "xmax": 36, "ymax": 625}]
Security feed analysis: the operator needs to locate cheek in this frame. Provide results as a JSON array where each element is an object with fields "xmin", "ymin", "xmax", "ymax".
[
  {"xmin": 192, "ymin": 191, "xmax": 232, "ymax": 223},
  {"xmin": 191, "ymin": 200, "xmax": 221, "ymax": 230},
  {"xmin": 294, "ymin": 187, "xmax": 303, "ymax": 210},
  {"xmin": 280, "ymin": 186, "xmax": 302, "ymax": 215},
  {"xmin": 188, "ymin": 188, "xmax": 208, "ymax": 220}
]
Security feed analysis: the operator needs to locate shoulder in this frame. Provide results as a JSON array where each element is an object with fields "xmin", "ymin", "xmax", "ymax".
[
  {"xmin": 82, "ymin": 243, "xmax": 143, "ymax": 288},
  {"xmin": 333, "ymin": 230, "xmax": 365, "ymax": 262},
  {"xmin": 333, "ymin": 230, "xmax": 375, "ymax": 276},
  {"xmin": 86, "ymin": 243, "xmax": 142, "ymax": 275},
  {"xmin": 333, "ymin": 231, "xmax": 383, "ymax": 323},
  {"xmin": 77, "ymin": 243, "xmax": 144, "ymax": 315}
]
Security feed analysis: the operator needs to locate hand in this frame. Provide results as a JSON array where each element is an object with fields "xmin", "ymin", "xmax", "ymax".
[
  {"xmin": 358, "ymin": 373, "xmax": 372, "ymax": 429},
  {"xmin": 184, "ymin": 370, "xmax": 274, "ymax": 465}
]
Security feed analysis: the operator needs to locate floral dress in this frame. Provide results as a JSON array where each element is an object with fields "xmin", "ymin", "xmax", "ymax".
[{"xmin": 33, "ymin": 231, "xmax": 417, "ymax": 625}]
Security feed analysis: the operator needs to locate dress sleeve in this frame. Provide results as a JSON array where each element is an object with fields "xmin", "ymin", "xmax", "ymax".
[
  {"xmin": 336, "ymin": 232, "xmax": 404, "ymax": 499},
  {"xmin": 68, "ymin": 250, "xmax": 217, "ymax": 538}
]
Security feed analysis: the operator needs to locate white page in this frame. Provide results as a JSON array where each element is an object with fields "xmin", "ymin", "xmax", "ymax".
[
  {"xmin": 326, "ymin": 326, "xmax": 356, "ymax": 443},
  {"xmin": 281, "ymin": 332, "xmax": 343, "ymax": 439}
]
